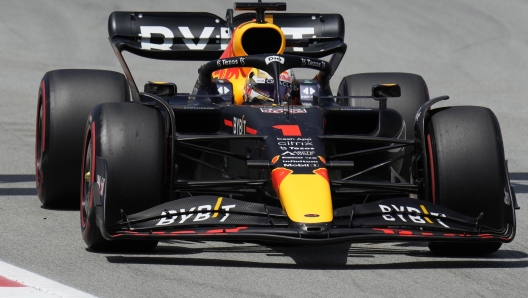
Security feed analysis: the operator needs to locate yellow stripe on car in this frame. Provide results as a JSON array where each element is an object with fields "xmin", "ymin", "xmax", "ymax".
[{"xmin": 212, "ymin": 197, "xmax": 223, "ymax": 218}]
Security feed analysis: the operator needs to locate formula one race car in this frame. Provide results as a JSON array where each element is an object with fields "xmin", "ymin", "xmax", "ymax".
[{"xmin": 35, "ymin": 1, "xmax": 518, "ymax": 255}]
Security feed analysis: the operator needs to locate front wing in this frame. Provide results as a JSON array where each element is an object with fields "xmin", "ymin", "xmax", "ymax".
[{"xmin": 96, "ymin": 196, "xmax": 515, "ymax": 244}]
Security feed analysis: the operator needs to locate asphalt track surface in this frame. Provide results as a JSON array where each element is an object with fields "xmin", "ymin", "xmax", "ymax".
[{"xmin": 1, "ymin": 0, "xmax": 528, "ymax": 297}]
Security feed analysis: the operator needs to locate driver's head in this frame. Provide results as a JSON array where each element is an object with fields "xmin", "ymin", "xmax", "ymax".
[{"xmin": 243, "ymin": 68, "xmax": 295, "ymax": 104}]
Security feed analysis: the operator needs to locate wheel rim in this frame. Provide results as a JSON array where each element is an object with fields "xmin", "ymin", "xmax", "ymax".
[{"xmin": 81, "ymin": 139, "xmax": 92, "ymax": 230}]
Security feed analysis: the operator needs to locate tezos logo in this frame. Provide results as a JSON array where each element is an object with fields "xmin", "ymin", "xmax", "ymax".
[
  {"xmin": 265, "ymin": 56, "xmax": 285, "ymax": 65},
  {"xmin": 301, "ymin": 58, "xmax": 325, "ymax": 69}
]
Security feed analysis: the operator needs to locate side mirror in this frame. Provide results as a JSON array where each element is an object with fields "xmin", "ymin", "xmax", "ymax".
[
  {"xmin": 144, "ymin": 81, "xmax": 177, "ymax": 96},
  {"xmin": 372, "ymin": 84, "xmax": 401, "ymax": 98}
]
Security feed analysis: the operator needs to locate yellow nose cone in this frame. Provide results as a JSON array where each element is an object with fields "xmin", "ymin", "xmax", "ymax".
[{"xmin": 276, "ymin": 172, "xmax": 333, "ymax": 223}]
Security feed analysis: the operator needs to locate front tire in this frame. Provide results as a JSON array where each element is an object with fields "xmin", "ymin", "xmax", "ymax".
[
  {"xmin": 426, "ymin": 106, "xmax": 506, "ymax": 255},
  {"xmin": 81, "ymin": 102, "xmax": 164, "ymax": 251}
]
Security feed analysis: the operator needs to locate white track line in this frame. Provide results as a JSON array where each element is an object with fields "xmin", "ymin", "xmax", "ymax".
[{"xmin": 0, "ymin": 260, "xmax": 97, "ymax": 298}]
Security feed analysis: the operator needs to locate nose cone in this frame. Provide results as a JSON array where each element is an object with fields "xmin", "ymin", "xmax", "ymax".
[{"xmin": 272, "ymin": 168, "xmax": 333, "ymax": 223}]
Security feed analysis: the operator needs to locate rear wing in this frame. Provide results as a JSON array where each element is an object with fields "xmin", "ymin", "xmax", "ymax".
[{"xmin": 108, "ymin": 11, "xmax": 345, "ymax": 61}]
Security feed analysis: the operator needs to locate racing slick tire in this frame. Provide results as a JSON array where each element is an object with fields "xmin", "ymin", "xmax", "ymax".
[
  {"xmin": 338, "ymin": 73, "xmax": 429, "ymax": 181},
  {"xmin": 81, "ymin": 102, "xmax": 164, "ymax": 252},
  {"xmin": 426, "ymin": 106, "xmax": 505, "ymax": 255},
  {"xmin": 36, "ymin": 70, "xmax": 129, "ymax": 208}
]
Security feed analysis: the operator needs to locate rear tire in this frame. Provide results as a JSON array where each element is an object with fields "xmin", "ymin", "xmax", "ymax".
[
  {"xmin": 338, "ymin": 73, "xmax": 429, "ymax": 181},
  {"xmin": 426, "ymin": 106, "xmax": 506, "ymax": 255},
  {"xmin": 81, "ymin": 102, "xmax": 164, "ymax": 252},
  {"xmin": 36, "ymin": 70, "xmax": 129, "ymax": 208}
]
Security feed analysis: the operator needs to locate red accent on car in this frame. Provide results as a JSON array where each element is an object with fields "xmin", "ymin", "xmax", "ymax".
[
  {"xmin": 372, "ymin": 228, "xmax": 395, "ymax": 234},
  {"xmin": 170, "ymin": 231, "xmax": 196, "ymax": 234},
  {"xmin": 205, "ymin": 229, "xmax": 224, "ymax": 234},
  {"xmin": 313, "ymin": 168, "xmax": 329, "ymax": 182},
  {"xmin": 398, "ymin": 230, "xmax": 414, "ymax": 236},
  {"xmin": 224, "ymin": 119, "xmax": 233, "ymax": 127},
  {"xmin": 422, "ymin": 232, "xmax": 434, "ymax": 236},
  {"xmin": 80, "ymin": 125, "xmax": 92, "ymax": 228},
  {"xmin": 204, "ymin": 226, "xmax": 249, "ymax": 234},
  {"xmin": 427, "ymin": 134, "xmax": 436, "ymax": 204},
  {"xmin": 0, "ymin": 276, "xmax": 25, "ymax": 287},
  {"xmin": 478, "ymin": 234, "xmax": 493, "ymax": 238},
  {"xmin": 271, "ymin": 168, "xmax": 293, "ymax": 192},
  {"xmin": 444, "ymin": 233, "xmax": 455, "ymax": 237},
  {"xmin": 88, "ymin": 122, "xmax": 96, "ymax": 209},
  {"xmin": 272, "ymin": 125, "xmax": 302, "ymax": 136},
  {"xmin": 245, "ymin": 126, "xmax": 257, "ymax": 135},
  {"xmin": 225, "ymin": 227, "xmax": 248, "ymax": 232}
]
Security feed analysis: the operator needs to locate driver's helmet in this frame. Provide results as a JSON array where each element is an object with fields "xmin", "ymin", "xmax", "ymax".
[{"xmin": 243, "ymin": 68, "xmax": 295, "ymax": 104}]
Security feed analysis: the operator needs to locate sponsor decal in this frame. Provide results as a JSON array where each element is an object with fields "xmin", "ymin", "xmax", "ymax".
[
  {"xmin": 175, "ymin": 106, "xmax": 215, "ymax": 110},
  {"xmin": 304, "ymin": 214, "xmax": 320, "ymax": 217},
  {"xmin": 283, "ymin": 163, "xmax": 317, "ymax": 167},
  {"xmin": 277, "ymin": 138, "xmax": 313, "ymax": 147},
  {"xmin": 281, "ymin": 27, "xmax": 315, "ymax": 52},
  {"xmin": 229, "ymin": 116, "xmax": 256, "ymax": 135},
  {"xmin": 378, "ymin": 204, "xmax": 449, "ymax": 228},
  {"xmin": 217, "ymin": 58, "xmax": 245, "ymax": 67},
  {"xmin": 281, "ymin": 151, "xmax": 315, "ymax": 156},
  {"xmin": 96, "ymin": 175, "xmax": 105, "ymax": 196},
  {"xmin": 329, "ymin": 107, "xmax": 374, "ymax": 111},
  {"xmin": 156, "ymin": 197, "xmax": 236, "ymax": 225},
  {"xmin": 260, "ymin": 108, "xmax": 307, "ymax": 114},
  {"xmin": 265, "ymin": 56, "xmax": 285, "ymax": 65},
  {"xmin": 138, "ymin": 26, "xmax": 316, "ymax": 52},
  {"xmin": 140, "ymin": 26, "xmax": 217, "ymax": 50},
  {"xmin": 233, "ymin": 116, "xmax": 246, "ymax": 135},
  {"xmin": 301, "ymin": 58, "xmax": 325, "ymax": 69}
]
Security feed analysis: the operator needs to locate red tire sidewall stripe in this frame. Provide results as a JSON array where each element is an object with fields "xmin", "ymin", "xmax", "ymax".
[
  {"xmin": 35, "ymin": 84, "xmax": 42, "ymax": 183},
  {"xmin": 41, "ymin": 80, "xmax": 47, "ymax": 153},
  {"xmin": 426, "ymin": 134, "xmax": 436, "ymax": 204},
  {"xmin": 36, "ymin": 80, "xmax": 47, "ymax": 192},
  {"xmin": 80, "ymin": 121, "xmax": 91, "ymax": 228},
  {"xmin": 90, "ymin": 122, "xmax": 96, "ymax": 210}
]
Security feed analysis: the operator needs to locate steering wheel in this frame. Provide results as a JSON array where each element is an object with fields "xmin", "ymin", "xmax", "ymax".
[{"xmin": 198, "ymin": 54, "xmax": 333, "ymax": 105}]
